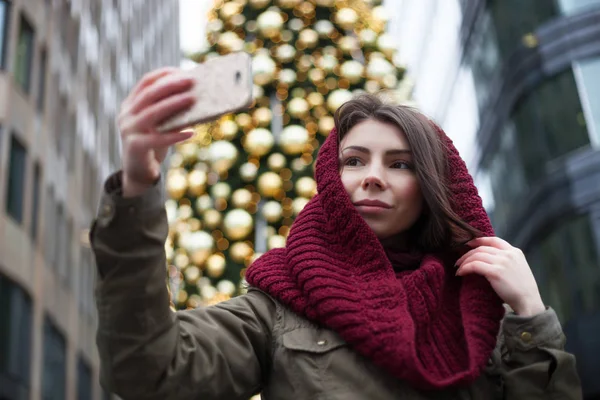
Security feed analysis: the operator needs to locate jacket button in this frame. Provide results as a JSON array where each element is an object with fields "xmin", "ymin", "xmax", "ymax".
[
  {"xmin": 317, "ymin": 340, "xmax": 328, "ymax": 346},
  {"xmin": 520, "ymin": 331, "xmax": 532, "ymax": 343},
  {"xmin": 101, "ymin": 204, "xmax": 113, "ymax": 217}
]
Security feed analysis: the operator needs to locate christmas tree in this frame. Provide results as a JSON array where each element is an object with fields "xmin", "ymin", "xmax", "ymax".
[{"xmin": 165, "ymin": 0, "xmax": 412, "ymax": 309}]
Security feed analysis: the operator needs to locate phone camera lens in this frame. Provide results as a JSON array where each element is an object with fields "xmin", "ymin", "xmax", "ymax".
[{"xmin": 235, "ymin": 71, "xmax": 241, "ymax": 84}]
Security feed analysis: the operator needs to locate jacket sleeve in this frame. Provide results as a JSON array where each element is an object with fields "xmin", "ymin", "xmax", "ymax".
[
  {"xmin": 494, "ymin": 306, "xmax": 582, "ymax": 399},
  {"xmin": 90, "ymin": 172, "xmax": 276, "ymax": 400}
]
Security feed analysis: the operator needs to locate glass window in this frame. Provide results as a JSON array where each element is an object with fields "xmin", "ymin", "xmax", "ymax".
[
  {"xmin": 76, "ymin": 356, "xmax": 92, "ymax": 400},
  {"xmin": 488, "ymin": 0, "xmax": 560, "ymax": 58},
  {"xmin": 14, "ymin": 14, "xmax": 35, "ymax": 93},
  {"xmin": 41, "ymin": 317, "xmax": 66, "ymax": 400},
  {"xmin": 574, "ymin": 57, "xmax": 600, "ymax": 145},
  {"xmin": 466, "ymin": 11, "xmax": 501, "ymax": 111},
  {"xmin": 557, "ymin": 0, "xmax": 600, "ymax": 13},
  {"xmin": 44, "ymin": 187, "xmax": 56, "ymax": 269},
  {"xmin": 481, "ymin": 121, "xmax": 528, "ymax": 235},
  {"xmin": 6, "ymin": 134, "xmax": 27, "ymax": 223},
  {"xmin": 37, "ymin": 48, "xmax": 47, "ymax": 112},
  {"xmin": 0, "ymin": 0, "xmax": 9, "ymax": 69},
  {"xmin": 30, "ymin": 163, "xmax": 42, "ymax": 242},
  {"xmin": 512, "ymin": 68, "xmax": 590, "ymax": 184},
  {"xmin": 526, "ymin": 214, "xmax": 600, "ymax": 324},
  {"xmin": 0, "ymin": 274, "xmax": 33, "ymax": 398}
]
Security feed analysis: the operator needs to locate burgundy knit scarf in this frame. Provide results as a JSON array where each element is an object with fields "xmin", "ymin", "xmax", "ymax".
[{"xmin": 246, "ymin": 123, "xmax": 505, "ymax": 390}]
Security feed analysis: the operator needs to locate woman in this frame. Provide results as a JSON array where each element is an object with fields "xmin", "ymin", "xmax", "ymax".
[{"xmin": 91, "ymin": 68, "xmax": 582, "ymax": 399}]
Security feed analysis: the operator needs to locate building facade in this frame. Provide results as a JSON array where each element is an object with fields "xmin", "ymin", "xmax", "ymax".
[
  {"xmin": 389, "ymin": 0, "xmax": 600, "ymax": 397},
  {"xmin": 0, "ymin": 0, "xmax": 180, "ymax": 399}
]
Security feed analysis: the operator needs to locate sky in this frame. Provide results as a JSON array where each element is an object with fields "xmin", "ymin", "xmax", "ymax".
[{"xmin": 179, "ymin": 0, "xmax": 212, "ymax": 57}]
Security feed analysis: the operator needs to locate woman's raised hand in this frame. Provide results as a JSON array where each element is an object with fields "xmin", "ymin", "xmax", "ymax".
[
  {"xmin": 455, "ymin": 236, "xmax": 546, "ymax": 317},
  {"xmin": 118, "ymin": 67, "xmax": 196, "ymax": 197}
]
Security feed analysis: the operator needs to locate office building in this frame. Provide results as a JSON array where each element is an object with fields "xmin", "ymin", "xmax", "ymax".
[{"xmin": 0, "ymin": 0, "xmax": 179, "ymax": 399}]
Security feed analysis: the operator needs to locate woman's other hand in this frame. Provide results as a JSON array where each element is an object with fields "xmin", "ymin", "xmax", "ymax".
[
  {"xmin": 118, "ymin": 67, "xmax": 196, "ymax": 197},
  {"xmin": 455, "ymin": 236, "xmax": 546, "ymax": 317}
]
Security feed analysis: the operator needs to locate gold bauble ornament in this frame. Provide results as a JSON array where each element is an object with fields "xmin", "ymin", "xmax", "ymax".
[
  {"xmin": 377, "ymin": 33, "xmax": 397, "ymax": 58},
  {"xmin": 327, "ymin": 89, "xmax": 353, "ymax": 113},
  {"xmin": 184, "ymin": 266, "xmax": 201, "ymax": 284},
  {"xmin": 372, "ymin": 5, "xmax": 389, "ymax": 26},
  {"xmin": 267, "ymin": 153, "xmax": 287, "ymax": 171},
  {"xmin": 359, "ymin": 28, "xmax": 378, "ymax": 46},
  {"xmin": 335, "ymin": 8, "xmax": 359, "ymax": 31},
  {"xmin": 308, "ymin": 68, "xmax": 326, "ymax": 84},
  {"xmin": 279, "ymin": 69, "xmax": 297, "ymax": 85},
  {"xmin": 203, "ymin": 209, "xmax": 222, "ymax": 230},
  {"xmin": 211, "ymin": 182, "xmax": 231, "ymax": 200},
  {"xmin": 207, "ymin": 19, "xmax": 224, "ymax": 33},
  {"xmin": 253, "ymin": 107, "xmax": 273, "ymax": 127},
  {"xmin": 178, "ymin": 142, "xmax": 199, "ymax": 164},
  {"xmin": 296, "ymin": 177, "xmax": 317, "ymax": 198},
  {"xmin": 317, "ymin": 54, "xmax": 338, "ymax": 72},
  {"xmin": 245, "ymin": 128, "xmax": 274, "ymax": 156},
  {"xmin": 252, "ymin": 53, "xmax": 277, "ymax": 85},
  {"xmin": 315, "ymin": 0, "xmax": 335, "ymax": 6},
  {"xmin": 291, "ymin": 157, "xmax": 308, "ymax": 172},
  {"xmin": 341, "ymin": 60, "xmax": 364, "ymax": 84},
  {"xmin": 206, "ymin": 254, "xmax": 226, "ymax": 278},
  {"xmin": 288, "ymin": 98, "xmax": 310, "ymax": 118},
  {"xmin": 257, "ymin": 10, "xmax": 284, "ymax": 38},
  {"xmin": 187, "ymin": 169, "xmax": 207, "ymax": 196},
  {"xmin": 219, "ymin": 119, "xmax": 238, "ymax": 141},
  {"xmin": 249, "ymin": 0, "xmax": 270, "ymax": 9},
  {"xmin": 275, "ymin": 44, "xmax": 296, "ymax": 63},
  {"xmin": 200, "ymin": 284, "xmax": 217, "ymax": 301},
  {"xmin": 216, "ymin": 280, "xmax": 237, "ymax": 296},
  {"xmin": 177, "ymin": 204, "xmax": 193, "ymax": 220},
  {"xmin": 307, "ymin": 92, "xmax": 324, "ymax": 107},
  {"xmin": 280, "ymin": 125, "xmax": 309, "ymax": 154},
  {"xmin": 367, "ymin": 57, "xmax": 394, "ymax": 81},
  {"xmin": 240, "ymin": 162, "xmax": 259, "ymax": 182},
  {"xmin": 220, "ymin": 1, "xmax": 242, "ymax": 20},
  {"xmin": 166, "ymin": 168, "xmax": 188, "ymax": 200},
  {"xmin": 236, "ymin": 113, "xmax": 253, "ymax": 129},
  {"xmin": 268, "ymin": 235, "xmax": 287, "ymax": 249},
  {"xmin": 174, "ymin": 252, "xmax": 189, "ymax": 269},
  {"xmin": 223, "ymin": 209, "xmax": 254, "ymax": 240},
  {"xmin": 365, "ymin": 79, "xmax": 380, "ymax": 93},
  {"xmin": 318, "ymin": 115, "xmax": 335, "ymax": 135},
  {"xmin": 292, "ymin": 197, "xmax": 310, "ymax": 215},
  {"xmin": 298, "ymin": 29, "xmax": 319, "ymax": 48},
  {"xmin": 229, "ymin": 241, "xmax": 254, "ymax": 263},
  {"xmin": 277, "ymin": 0, "xmax": 302, "ymax": 8},
  {"xmin": 314, "ymin": 20, "xmax": 335, "ymax": 38},
  {"xmin": 257, "ymin": 172, "xmax": 283, "ymax": 197},
  {"xmin": 179, "ymin": 231, "xmax": 214, "ymax": 266},
  {"xmin": 262, "ymin": 201, "xmax": 283, "ymax": 223},
  {"xmin": 231, "ymin": 14, "xmax": 246, "ymax": 28},
  {"xmin": 208, "ymin": 141, "xmax": 238, "ymax": 174},
  {"xmin": 288, "ymin": 18, "xmax": 304, "ymax": 32},
  {"xmin": 217, "ymin": 31, "xmax": 244, "ymax": 52},
  {"xmin": 232, "ymin": 188, "xmax": 253, "ymax": 209},
  {"xmin": 195, "ymin": 194, "xmax": 213, "ymax": 213},
  {"xmin": 339, "ymin": 36, "xmax": 359, "ymax": 54}
]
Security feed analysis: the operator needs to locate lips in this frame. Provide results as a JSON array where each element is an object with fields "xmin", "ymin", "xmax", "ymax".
[{"xmin": 353, "ymin": 199, "xmax": 392, "ymax": 209}]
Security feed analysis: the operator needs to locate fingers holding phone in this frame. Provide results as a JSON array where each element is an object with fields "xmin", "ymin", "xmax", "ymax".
[{"xmin": 118, "ymin": 68, "xmax": 197, "ymax": 197}]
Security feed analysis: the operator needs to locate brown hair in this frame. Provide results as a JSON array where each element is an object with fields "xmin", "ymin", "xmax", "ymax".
[{"xmin": 333, "ymin": 93, "xmax": 481, "ymax": 251}]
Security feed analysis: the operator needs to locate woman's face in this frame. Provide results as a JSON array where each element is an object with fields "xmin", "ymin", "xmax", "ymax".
[{"xmin": 340, "ymin": 119, "xmax": 424, "ymax": 239}]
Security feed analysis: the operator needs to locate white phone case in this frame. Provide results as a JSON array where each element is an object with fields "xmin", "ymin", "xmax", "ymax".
[{"xmin": 158, "ymin": 52, "xmax": 254, "ymax": 132}]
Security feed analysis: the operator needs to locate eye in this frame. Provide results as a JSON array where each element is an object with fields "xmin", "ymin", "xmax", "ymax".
[
  {"xmin": 391, "ymin": 161, "xmax": 413, "ymax": 170},
  {"xmin": 344, "ymin": 157, "xmax": 363, "ymax": 167}
]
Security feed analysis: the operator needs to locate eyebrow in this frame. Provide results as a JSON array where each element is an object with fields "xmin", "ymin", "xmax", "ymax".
[{"xmin": 341, "ymin": 145, "xmax": 412, "ymax": 156}]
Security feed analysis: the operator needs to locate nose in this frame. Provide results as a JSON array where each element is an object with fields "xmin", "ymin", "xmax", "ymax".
[{"xmin": 361, "ymin": 165, "xmax": 386, "ymax": 191}]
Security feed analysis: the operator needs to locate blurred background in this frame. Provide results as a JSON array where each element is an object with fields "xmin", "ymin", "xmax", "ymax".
[{"xmin": 0, "ymin": 0, "xmax": 598, "ymax": 399}]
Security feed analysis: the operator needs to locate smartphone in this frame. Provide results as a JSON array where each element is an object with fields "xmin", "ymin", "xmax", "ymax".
[{"xmin": 157, "ymin": 52, "xmax": 254, "ymax": 132}]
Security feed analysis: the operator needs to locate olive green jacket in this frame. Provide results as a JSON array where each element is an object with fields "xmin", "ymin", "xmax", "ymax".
[{"xmin": 91, "ymin": 175, "xmax": 582, "ymax": 399}]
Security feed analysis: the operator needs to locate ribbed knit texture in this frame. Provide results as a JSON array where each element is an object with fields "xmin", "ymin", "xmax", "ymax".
[{"xmin": 246, "ymin": 123, "xmax": 505, "ymax": 390}]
